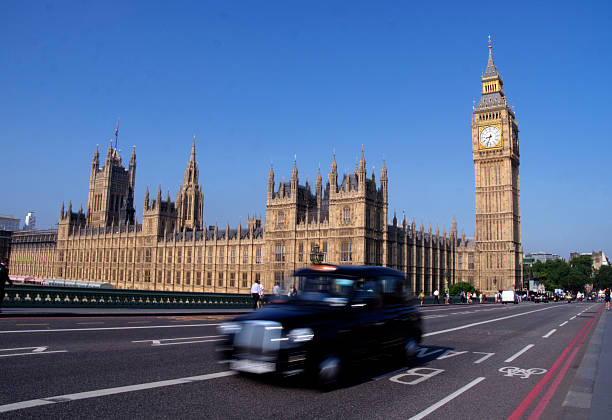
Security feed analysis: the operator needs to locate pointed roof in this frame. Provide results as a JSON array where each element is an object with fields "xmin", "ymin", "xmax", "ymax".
[
  {"xmin": 190, "ymin": 135, "xmax": 196, "ymax": 161},
  {"xmin": 483, "ymin": 35, "xmax": 499, "ymax": 79},
  {"xmin": 268, "ymin": 163, "xmax": 274, "ymax": 179},
  {"xmin": 359, "ymin": 148, "xmax": 366, "ymax": 170}
]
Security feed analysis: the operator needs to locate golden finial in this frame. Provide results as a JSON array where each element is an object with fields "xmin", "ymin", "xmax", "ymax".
[{"xmin": 488, "ymin": 34, "xmax": 492, "ymax": 49}]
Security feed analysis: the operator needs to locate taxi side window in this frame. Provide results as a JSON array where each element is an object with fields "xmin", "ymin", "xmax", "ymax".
[
  {"xmin": 379, "ymin": 275, "xmax": 407, "ymax": 305},
  {"xmin": 352, "ymin": 278, "xmax": 382, "ymax": 307}
]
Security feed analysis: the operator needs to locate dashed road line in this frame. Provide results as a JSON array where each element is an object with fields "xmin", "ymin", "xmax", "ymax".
[
  {"xmin": 423, "ymin": 305, "xmax": 561, "ymax": 337},
  {"xmin": 0, "ymin": 370, "xmax": 236, "ymax": 413},
  {"xmin": 570, "ymin": 316, "xmax": 576, "ymax": 320},
  {"xmin": 542, "ymin": 329, "xmax": 557, "ymax": 338},
  {"xmin": 0, "ymin": 323, "xmax": 221, "ymax": 334},
  {"xmin": 407, "ymin": 377, "xmax": 486, "ymax": 420},
  {"xmin": 132, "ymin": 335, "xmax": 223, "ymax": 346},
  {"xmin": 559, "ymin": 321, "xmax": 568, "ymax": 327},
  {"xmin": 505, "ymin": 344, "xmax": 535, "ymax": 363}
]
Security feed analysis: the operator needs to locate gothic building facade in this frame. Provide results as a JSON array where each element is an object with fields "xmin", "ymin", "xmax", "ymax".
[{"xmin": 9, "ymin": 39, "xmax": 522, "ymax": 294}]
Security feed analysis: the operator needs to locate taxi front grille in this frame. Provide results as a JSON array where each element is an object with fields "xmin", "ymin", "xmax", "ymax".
[{"xmin": 234, "ymin": 321, "xmax": 283, "ymax": 354}]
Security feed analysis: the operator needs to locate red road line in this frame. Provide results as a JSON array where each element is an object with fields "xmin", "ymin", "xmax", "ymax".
[
  {"xmin": 527, "ymin": 306, "xmax": 601, "ymax": 420},
  {"xmin": 507, "ymin": 304, "xmax": 603, "ymax": 420}
]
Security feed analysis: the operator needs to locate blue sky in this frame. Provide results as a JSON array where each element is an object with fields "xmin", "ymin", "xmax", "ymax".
[{"xmin": 1, "ymin": 0, "xmax": 610, "ymax": 260}]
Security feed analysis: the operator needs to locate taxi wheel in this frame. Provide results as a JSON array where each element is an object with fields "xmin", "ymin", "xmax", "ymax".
[{"xmin": 316, "ymin": 354, "xmax": 343, "ymax": 388}]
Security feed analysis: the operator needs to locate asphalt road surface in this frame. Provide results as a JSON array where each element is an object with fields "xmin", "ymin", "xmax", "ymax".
[{"xmin": 0, "ymin": 302, "xmax": 604, "ymax": 419}]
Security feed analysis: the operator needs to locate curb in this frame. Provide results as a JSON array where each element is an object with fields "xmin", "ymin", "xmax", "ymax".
[{"xmin": 559, "ymin": 304, "xmax": 605, "ymax": 420}]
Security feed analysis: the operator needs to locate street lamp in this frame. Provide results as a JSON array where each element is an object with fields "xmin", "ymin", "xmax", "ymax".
[{"xmin": 310, "ymin": 244, "xmax": 324, "ymax": 265}]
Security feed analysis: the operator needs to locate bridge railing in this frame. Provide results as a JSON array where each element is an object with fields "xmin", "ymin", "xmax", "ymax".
[{"xmin": 2, "ymin": 286, "xmax": 253, "ymax": 309}]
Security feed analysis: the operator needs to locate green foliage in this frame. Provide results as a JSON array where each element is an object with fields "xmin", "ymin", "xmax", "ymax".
[
  {"xmin": 594, "ymin": 265, "xmax": 612, "ymax": 289},
  {"xmin": 524, "ymin": 255, "xmax": 593, "ymax": 292},
  {"xmin": 449, "ymin": 281, "xmax": 479, "ymax": 296}
]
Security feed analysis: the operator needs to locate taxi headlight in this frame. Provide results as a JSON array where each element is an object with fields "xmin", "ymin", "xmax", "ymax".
[
  {"xmin": 288, "ymin": 328, "xmax": 314, "ymax": 343},
  {"xmin": 218, "ymin": 322, "xmax": 242, "ymax": 335}
]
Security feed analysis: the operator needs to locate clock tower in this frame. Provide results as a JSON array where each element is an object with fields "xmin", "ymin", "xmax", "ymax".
[{"xmin": 472, "ymin": 37, "xmax": 522, "ymax": 293}]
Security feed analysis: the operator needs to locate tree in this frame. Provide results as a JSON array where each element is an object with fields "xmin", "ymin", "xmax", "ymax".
[
  {"xmin": 594, "ymin": 265, "xmax": 612, "ymax": 289},
  {"xmin": 569, "ymin": 255, "xmax": 593, "ymax": 278},
  {"xmin": 449, "ymin": 281, "xmax": 478, "ymax": 296}
]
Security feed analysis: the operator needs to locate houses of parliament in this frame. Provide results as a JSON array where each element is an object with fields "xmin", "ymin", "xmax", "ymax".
[{"xmin": 9, "ymin": 39, "xmax": 522, "ymax": 295}]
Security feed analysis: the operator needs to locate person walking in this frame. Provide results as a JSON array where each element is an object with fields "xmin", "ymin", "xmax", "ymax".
[
  {"xmin": 418, "ymin": 291, "xmax": 425, "ymax": 306},
  {"xmin": 433, "ymin": 289, "xmax": 440, "ymax": 304},
  {"xmin": 288, "ymin": 284, "xmax": 298, "ymax": 297},
  {"xmin": 460, "ymin": 290, "xmax": 466, "ymax": 304},
  {"xmin": 250, "ymin": 279, "xmax": 261, "ymax": 309},
  {"xmin": 605, "ymin": 288, "xmax": 610, "ymax": 311},
  {"xmin": 0, "ymin": 258, "xmax": 13, "ymax": 313},
  {"xmin": 273, "ymin": 282, "xmax": 281, "ymax": 297},
  {"xmin": 257, "ymin": 281, "xmax": 265, "ymax": 309},
  {"xmin": 445, "ymin": 292, "xmax": 450, "ymax": 305}
]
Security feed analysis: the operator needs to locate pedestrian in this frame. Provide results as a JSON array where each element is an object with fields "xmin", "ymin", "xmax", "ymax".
[
  {"xmin": 258, "ymin": 281, "xmax": 265, "ymax": 309},
  {"xmin": 250, "ymin": 278, "xmax": 261, "ymax": 309},
  {"xmin": 0, "ymin": 258, "xmax": 13, "ymax": 313},
  {"xmin": 419, "ymin": 291, "xmax": 425, "ymax": 306},
  {"xmin": 467, "ymin": 292, "xmax": 471, "ymax": 304},
  {"xmin": 460, "ymin": 290, "xmax": 466, "ymax": 303},
  {"xmin": 605, "ymin": 288, "xmax": 610, "ymax": 311},
  {"xmin": 273, "ymin": 282, "xmax": 281, "ymax": 297},
  {"xmin": 433, "ymin": 289, "xmax": 440, "ymax": 304},
  {"xmin": 288, "ymin": 284, "xmax": 298, "ymax": 297},
  {"xmin": 445, "ymin": 292, "xmax": 450, "ymax": 305}
]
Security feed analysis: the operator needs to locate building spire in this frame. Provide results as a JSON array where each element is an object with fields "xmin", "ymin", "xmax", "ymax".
[
  {"xmin": 484, "ymin": 35, "xmax": 499, "ymax": 79},
  {"xmin": 190, "ymin": 135, "xmax": 196, "ymax": 162}
]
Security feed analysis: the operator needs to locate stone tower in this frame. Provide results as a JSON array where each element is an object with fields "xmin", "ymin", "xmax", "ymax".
[
  {"xmin": 86, "ymin": 140, "xmax": 136, "ymax": 228},
  {"xmin": 176, "ymin": 137, "xmax": 204, "ymax": 231},
  {"xmin": 471, "ymin": 36, "xmax": 522, "ymax": 292}
]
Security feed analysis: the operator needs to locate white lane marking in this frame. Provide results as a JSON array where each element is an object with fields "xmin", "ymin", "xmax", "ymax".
[
  {"xmin": 423, "ymin": 305, "xmax": 561, "ymax": 337},
  {"xmin": 0, "ymin": 370, "xmax": 236, "ymax": 414},
  {"xmin": 559, "ymin": 321, "xmax": 568, "ymax": 327},
  {"xmin": 419, "ymin": 305, "xmax": 506, "ymax": 314},
  {"xmin": 570, "ymin": 316, "xmax": 576, "ymax": 320},
  {"xmin": 423, "ymin": 314, "xmax": 448, "ymax": 319},
  {"xmin": 504, "ymin": 344, "xmax": 535, "ymax": 363},
  {"xmin": 390, "ymin": 368, "xmax": 445, "ymax": 385},
  {"xmin": 0, "ymin": 346, "xmax": 68, "ymax": 358},
  {"xmin": 407, "ymin": 377, "xmax": 486, "ymax": 420},
  {"xmin": 132, "ymin": 335, "xmax": 223, "ymax": 346},
  {"xmin": 0, "ymin": 323, "xmax": 221, "ymax": 334},
  {"xmin": 472, "ymin": 352, "xmax": 495, "ymax": 364},
  {"xmin": 542, "ymin": 329, "xmax": 557, "ymax": 338}
]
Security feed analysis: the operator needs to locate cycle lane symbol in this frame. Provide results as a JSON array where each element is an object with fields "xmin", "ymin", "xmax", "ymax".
[{"xmin": 498, "ymin": 366, "xmax": 547, "ymax": 379}]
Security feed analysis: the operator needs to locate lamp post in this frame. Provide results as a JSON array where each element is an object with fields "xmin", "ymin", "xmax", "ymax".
[{"xmin": 310, "ymin": 244, "xmax": 324, "ymax": 265}]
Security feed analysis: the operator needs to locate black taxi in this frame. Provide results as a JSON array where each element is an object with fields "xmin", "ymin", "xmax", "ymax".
[{"xmin": 217, "ymin": 265, "xmax": 422, "ymax": 386}]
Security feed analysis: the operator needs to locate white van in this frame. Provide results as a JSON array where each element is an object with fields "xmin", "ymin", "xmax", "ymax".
[{"xmin": 501, "ymin": 290, "xmax": 518, "ymax": 304}]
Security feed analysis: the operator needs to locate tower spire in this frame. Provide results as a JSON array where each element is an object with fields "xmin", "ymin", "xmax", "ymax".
[
  {"xmin": 190, "ymin": 135, "xmax": 196, "ymax": 161},
  {"xmin": 484, "ymin": 35, "xmax": 499, "ymax": 79}
]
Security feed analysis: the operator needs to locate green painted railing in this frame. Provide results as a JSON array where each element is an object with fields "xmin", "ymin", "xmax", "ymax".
[{"xmin": 2, "ymin": 286, "xmax": 253, "ymax": 309}]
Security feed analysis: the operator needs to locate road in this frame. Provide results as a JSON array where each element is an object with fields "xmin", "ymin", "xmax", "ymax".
[{"xmin": 0, "ymin": 302, "xmax": 603, "ymax": 419}]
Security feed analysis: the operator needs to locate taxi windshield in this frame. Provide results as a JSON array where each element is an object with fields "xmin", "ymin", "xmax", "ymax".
[{"xmin": 296, "ymin": 275, "xmax": 355, "ymax": 305}]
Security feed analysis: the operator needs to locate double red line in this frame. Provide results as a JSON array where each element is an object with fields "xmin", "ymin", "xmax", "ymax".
[{"xmin": 507, "ymin": 305, "xmax": 603, "ymax": 420}]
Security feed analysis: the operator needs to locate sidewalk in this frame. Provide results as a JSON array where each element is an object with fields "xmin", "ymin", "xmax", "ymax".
[{"xmin": 560, "ymin": 303, "xmax": 611, "ymax": 420}]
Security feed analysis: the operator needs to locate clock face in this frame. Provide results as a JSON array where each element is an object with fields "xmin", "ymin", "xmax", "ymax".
[{"xmin": 480, "ymin": 126, "xmax": 501, "ymax": 148}]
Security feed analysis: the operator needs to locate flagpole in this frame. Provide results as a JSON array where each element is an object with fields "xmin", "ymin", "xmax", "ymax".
[{"xmin": 114, "ymin": 118, "xmax": 120, "ymax": 150}]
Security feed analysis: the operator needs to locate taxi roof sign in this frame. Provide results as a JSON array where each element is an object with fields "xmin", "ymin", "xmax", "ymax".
[{"xmin": 310, "ymin": 265, "xmax": 338, "ymax": 272}]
